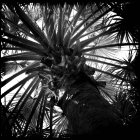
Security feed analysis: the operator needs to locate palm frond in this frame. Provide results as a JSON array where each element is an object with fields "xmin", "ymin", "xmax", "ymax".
[
  {"xmin": 22, "ymin": 86, "xmax": 46, "ymax": 136},
  {"xmin": 1, "ymin": 2, "xmax": 139, "ymax": 138},
  {"xmin": 1, "ymin": 73, "xmax": 39, "ymax": 99},
  {"xmin": 1, "ymin": 62, "xmax": 40, "ymax": 87},
  {"xmin": 10, "ymin": 4, "xmax": 52, "ymax": 52}
]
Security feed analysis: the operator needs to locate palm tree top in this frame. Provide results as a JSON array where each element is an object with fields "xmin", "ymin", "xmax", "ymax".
[{"xmin": 1, "ymin": 1, "xmax": 139, "ymax": 138}]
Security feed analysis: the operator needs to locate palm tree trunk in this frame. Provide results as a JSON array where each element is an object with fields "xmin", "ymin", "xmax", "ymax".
[{"xmin": 64, "ymin": 72, "xmax": 122, "ymax": 137}]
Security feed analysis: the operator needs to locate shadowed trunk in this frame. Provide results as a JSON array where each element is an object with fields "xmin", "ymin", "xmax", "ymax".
[{"xmin": 64, "ymin": 71, "xmax": 122, "ymax": 137}]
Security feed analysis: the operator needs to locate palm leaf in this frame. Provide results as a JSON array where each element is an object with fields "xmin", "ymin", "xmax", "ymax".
[
  {"xmin": 69, "ymin": 5, "xmax": 113, "ymax": 47},
  {"xmin": 84, "ymin": 53, "xmax": 123, "ymax": 63},
  {"xmin": 1, "ymin": 76, "xmax": 39, "ymax": 132},
  {"xmin": 6, "ymin": 84, "xmax": 25, "ymax": 110},
  {"xmin": 11, "ymin": 4, "xmax": 52, "ymax": 51},
  {"xmin": 22, "ymin": 87, "xmax": 45, "ymax": 136},
  {"xmin": 3, "ymin": 31, "xmax": 44, "ymax": 49},
  {"xmin": 1, "ymin": 14, "xmax": 35, "ymax": 39},
  {"xmin": 82, "ymin": 43, "xmax": 138, "ymax": 53},
  {"xmin": 1, "ymin": 73, "xmax": 39, "ymax": 99},
  {"xmin": 1, "ymin": 2, "xmax": 139, "ymax": 138},
  {"xmin": 1, "ymin": 62, "xmax": 40, "ymax": 87},
  {"xmin": 37, "ymin": 94, "xmax": 48, "ymax": 133},
  {"xmin": 2, "ymin": 38, "xmax": 47, "ymax": 56}
]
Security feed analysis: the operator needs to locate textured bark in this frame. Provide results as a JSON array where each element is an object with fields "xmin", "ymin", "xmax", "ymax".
[{"xmin": 64, "ymin": 72, "xmax": 122, "ymax": 136}]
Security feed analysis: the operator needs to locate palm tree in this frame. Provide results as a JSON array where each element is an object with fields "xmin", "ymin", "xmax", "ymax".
[{"xmin": 1, "ymin": 1, "xmax": 139, "ymax": 139}]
